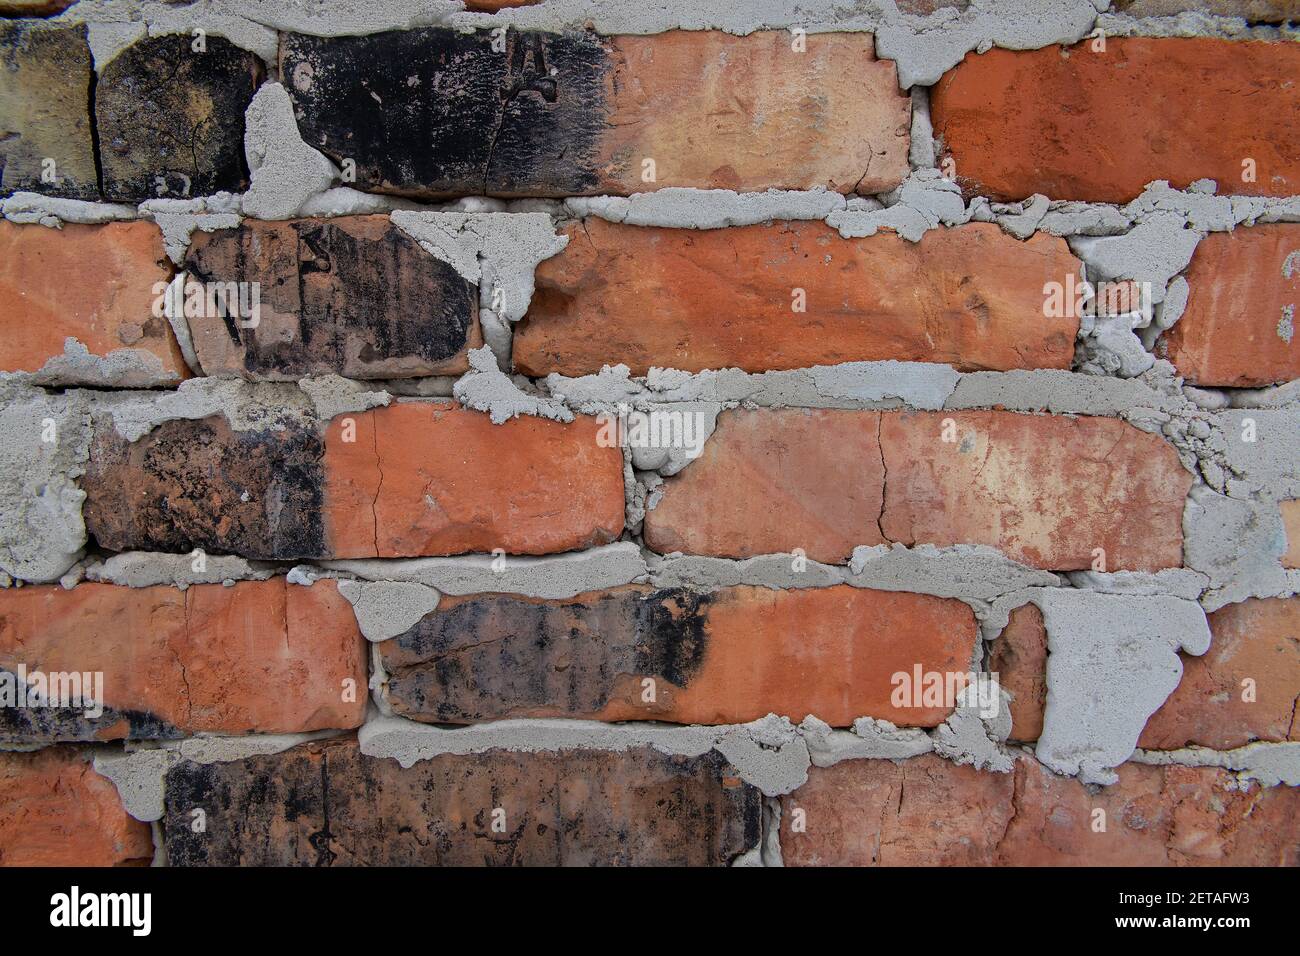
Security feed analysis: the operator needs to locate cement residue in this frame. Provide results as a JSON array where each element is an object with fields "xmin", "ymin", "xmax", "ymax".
[
  {"xmin": 391, "ymin": 211, "xmax": 568, "ymax": 324},
  {"xmin": 359, "ymin": 712, "xmax": 811, "ymax": 797},
  {"xmin": 92, "ymin": 731, "xmax": 344, "ymax": 822},
  {"xmin": 1, "ymin": 191, "xmax": 136, "ymax": 227},
  {"xmin": 241, "ymin": 82, "xmax": 339, "ymax": 220},
  {"xmin": 321, "ymin": 542, "xmax": 649, "ymax": 599},
  {"xmin": 0, "ymin": 379, "xmax": 92, "ymax": 584},
  {"xmin": 827, "ymin": 170, "xmax": 970, "ymax": 241},
  {"xmin": 452, "ymin": 346, "xmax": 573, "ymax": 424},
  {"xmin": 1183, "ymin": 487, "xmax": 1298, "ymax": 611},
  {"xmin": 1130, "ymin": 740, "xmax": 1300, "ymax": 788},
  {"xmin": 30, "ymin": 339, "xmax": 183, "ymax": 389},
  {"xmin": 1033, "ymin": 589, "xmax": 1211, "ymax": 785},
  {"xmin": 83, "ymin": 551, "xmax": 277, "ymax": 589},
  {"xmin": 932, "ymin": 686, "xmax": 1014, "ymax": 773},
  {"xmin": 564, "ymin": 187, "xmax": 846, "ymax": 229},
  {"xmin": 799, "ymin": 715, "xmax": 932, "ymax": 767},
  {"xmin": 336, "ymin": 579, "xmax": 441, "ymax": 642},
  {"xmin": 95, "ymin": 377, "xmax": 318, "ymax": 441},
  {"xmin": 58, "ymin": 0, "xmax": 280, "ymax": 69},
  {"xmin": 547, "ymin": 359, "xmax": 959, "ymax": 412},
  {"xmin": 297, "ymin": 374, "xmax": 391, "ymax": 421}
]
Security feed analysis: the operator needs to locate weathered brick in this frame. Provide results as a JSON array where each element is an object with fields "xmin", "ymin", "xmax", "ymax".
[
  {"xmin": 879, "ymin": 411, "xmax": 1191, "ymax": 570},
  {"xmin": 645, "ymin": 409, "xmax": 1191, "ymax": 570},
  {"xmin": 185, "ymin": 217, "xmax": 480, "ymax": 380},
  {"xmin": 931, "ymin": 39, "xmax": 1300, "ymax": 203},
  {"xmin": 281, "ymin": 30, "xmax": 908, "ymax": 197},
  {"xmin": 0, "ymin": 220, "xmax": 188, "ymax": 383},
  {"xmin": 643, "ymin": 408, "xmax": 885, "ymax": 564},
  {"xmin": 322, "ymin": 402, "xmax": 625, "ymax": 558},
  {"xmin": 0, "ymin": 747, "xmax": 153, "ymax": 866},
  {"xmin": 1283, "ymin": 500, "xmax": 1300, "ymax": 569},
  {"xmin": 1140, "ymin": 596, "xmax": 1299, "ymax": 750},
  {"xmin": 83, "ymin": 415, "xmax": 328, "ymax": 560},
  {"xmin": 380, "ymin": 584, "xmax": 978, "ymax": 727},
  {"xmin": 0, "ymin": 2, "xmax": 77, "ymax": 14},
  {"xmin": 0, "ymin": 580, "xmax": 366, "ymax": 742},
  {"xmin": 781, "ymin": 754, "xmax": 1015, "ymax": 866},
  {"xmin": 987, "ymin": 602, "xmax": 1047, "ymax": 742},
  {"xmin": 163, "ymin": 736, "xmax": 760, "ymax": 866},
  {"xmin": 0, "ymin": 21, "xmax": 96, "ymax": 199},
  {"xmin": 97, "ymin": 34, "xmax": 262, "ymax": 202},
  {"xmin": 83, "ymin": 403, "xmax": 624, "ymax": 560},
  {"xmin": 516, "ymin": 221, "xmax": 1079, "ymax": 376},
  {"xmin": 782, "ymin": 754, "xmax": 1300, "ymax": 866},
  {"xmin": 1157, "ymin": 226, "xmax": 1300, "ymax": 387},
  {"xmin": 1000, "ymin": 757, "xmax": 1299, "ymax": 866}
]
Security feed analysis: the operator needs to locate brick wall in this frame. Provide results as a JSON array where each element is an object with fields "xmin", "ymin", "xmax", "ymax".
[{"xmin": 0, "ymin": 0, "xmax": 1297, "ymax": 868}]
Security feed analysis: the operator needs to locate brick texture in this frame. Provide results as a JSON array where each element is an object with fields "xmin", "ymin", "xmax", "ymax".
[
  {"xmin": 185, "ymin": 217, "xmax": 480, "ymax": 380},
  {"xmin": 162, "ymin": 736, "xmax": 760, "ymax": 866},
  {"xmin": 0, "ymin": 580, "xmax": 367, "ymax": 741},
  {"xmin": 1139, "ymin": 596, "xmax": 1300, "ymax": 750},
  {"xmin": 0, "ymin": 220, "xmax": 187, "ymax": 381},
  {"xmin": 782, "ymin": 754, "xmax": 1300, "ymax": 866},
  {"xmin": 281, "ymin": 30, "xmax": 908, "ymax": 197},
  {"xmin": 1158, "ymin": 225, "xmax": 1300, "ymax": 387},
  {"xmin": 517, "ymin": 221, "xmax": 1080, "ymax": 375},
  {"xmin": 0, "ymin": 747, "xmax": 153, "ymax": 866},
  {"xmin": 987, "ymin": 603, "xmax": 1048, "ymax": 743},
  {"xmin": 379, "ymin": 584, "xmax": 978, "ymax": 727},
  {"xmin": 931, "ymin": 39, "xmax": 1300, "ymax": 202},
  {"xmin": 645, "ymin": 409, "xmax": 1192, "ymax": 569}
]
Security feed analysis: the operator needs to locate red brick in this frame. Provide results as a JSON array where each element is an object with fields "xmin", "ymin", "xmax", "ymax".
[
  {"xmin": 0, "ymin": 747, "xmax": 152, "ymax": 866},
  {"xmin": 1158, "ymin": 226, "xmax": 1300, "ymax": 387},
  {"xmin": 163, "ymin": 737, "xmax": 760, "ymax": 866},
  {"xmin": 782, "ymin": 754, "xmax": 1300, "ymax": 866},
  {"xmin": 283, "ymin": 30, "xmax": 908, "ymax": 198},
  {"xmin": 0, "ymin": 580, "xmax": 366, "ymax": 741},
  {"xmin": 646, "ymin": 409, "xmax": 1191, "ymax": 570},
  {"xmin": 880, "ymin": 411, "xmax": 1191, "ymax": 571},
  {"xmin": 931, "ymin": 39, "xmax": 1300, "ymax": 203},
  {"xmin": 643, "ymin": 408, "xmax": 885, "ymax": 564},
  {"xmin": 323, "ymin": 402, "xmax": 625, "ymax": 558},
  {"xmin": 0, "ymin": 220, "xmax": 188, "ymax": 382},
  {"xmin": 517, "ymin": 220, "xmax": 1080, "ymax": 376},
  {"xmin": 380, "ymin": 584, "xmax": 978, "ymax": 727},
  {"xmin": 1140, "ymin": 597, "xmax": 1299, "ymax": 750},
  {"xmin": 988, "ymin": 603, "xmax": 1047, "ymax": 742},
  {"xmin": 1283, "ymin": 500, "xmax": 1300, "ymax": 569}
]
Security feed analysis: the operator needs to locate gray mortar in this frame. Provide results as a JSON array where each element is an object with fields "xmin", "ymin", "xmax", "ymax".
[
  {"xmin": 548, "ymin": 360, "xmax": 959, "ymax": 412},
  {"xmin": 297, "ymin": 374, "xmax": 392, "ymax": 421},
  {"xmin": 826, "ymin": 170, "xmax": 969, "ymax": 241},
  {"xmin": 0, "ymin": 379, "xmax": 92, "ymax": 584},
  {"xmin": 1183, "ymin": 487, "xmax": 1298, "ymax": 611},
  {"xmin": 391, "ymin": 211, "xmax": 567, "ymax": 325},
  {"xmin": 1130, "ymin": 741, "xmax": 1300, "ymax": 788},
  {"xmin": 647, "ymin": 552, "xmax": 846, "ymax": 591},
  {"xmin": 947, "ymin": 368, "xmax": 1177, "ymax": 416},
  {"xmin": 321, "ymin": 541, "xmax": 648, "ymax": 599},
  {"xmin": 83, "ymin": 551, "xmax": 277, "ymax": 588},
  {"xmin": 93, "ymin": 377, "xmax": 318, "ymax": 441},
  {"xmin": 336, "ymin": 579, "xmax": 441, "ymax": 642},
  {"xmin": 908, "ymin": 86, "xmax": 935, "ymax": 170},
  {"xmin": 92, "ymin": 731, "xmax": 344, "ymax": 822},
  {"xmin": 1066, "ymin": 568, "xmax": 1208, "ymax": 601},
  {"xmin": 1097, "ymin": 11, "xmax": 1299, "ymax": 41},
  {"xmin": 1033, "ymin": 589, "xmax": 1211, "ymax": 785},
  {"xmin": 298, "ymin": 188, "xmax": 422, "ymax": 218},
  {"xmin": 241, "ymin": 82, "xmax": 339, "ymax": 220},
  {"xmin": 59, "ymin": 1, "xmax": 280, "ymax": 69},
  {"xmin": 799, "ymin": 715, "xmax": 932, "ymax": 767},
  {"xmin": 30, "ymin": 339, "xmax": 183, "ymax": 389},
  {"xmin": 2, "ymin": 192, "xmax": 136, "ymax": 227},
  {"xmin": 359, "ymin": 712, "xmax": 811, "ymax": 797},
  {"xmin": 564, "ymin": 188, "xmax": 846, "ymax": 229},
  {"xmin": 932, "ymin": 686, "xmax": 1014, "ymax": 772},
  {"xmin": 138, "ymin": 196, "xmax": 242, "ymax": 266},
  {"xmin": 452, "ymin": 347, "xmax": 573, "ymax": 424}
]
